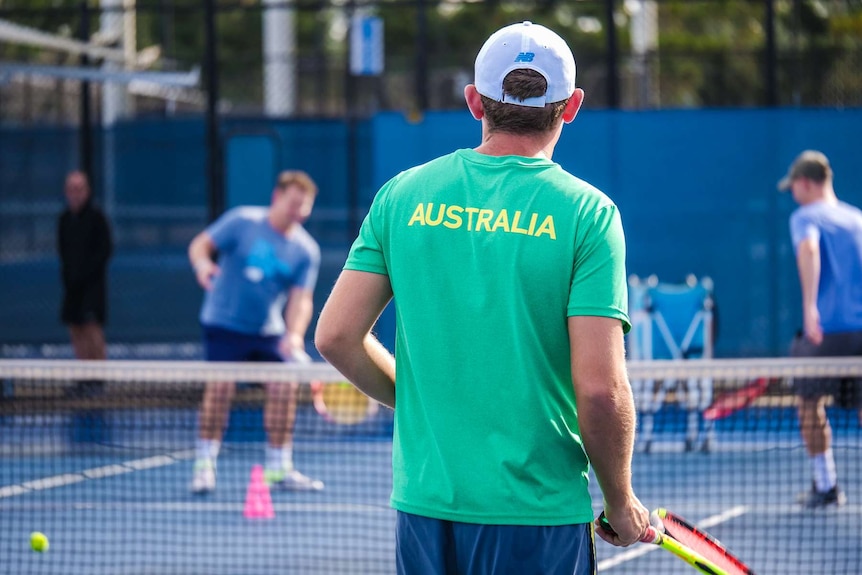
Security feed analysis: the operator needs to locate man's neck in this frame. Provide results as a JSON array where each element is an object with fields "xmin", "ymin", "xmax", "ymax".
[
  {"xmin": 808, "ymin": 185, "xmax": 839, "ymax": 206},
  {"xmin": 268, "ymin": 214, "xmax": 296, "ymax": 236},
  {"xmin": 474, "ymin": 129, "xmax": 559, "ymax": 159}
]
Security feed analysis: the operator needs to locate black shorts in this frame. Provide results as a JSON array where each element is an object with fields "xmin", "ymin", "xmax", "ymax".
[
  {"xmin": 61, "ymin": 283, "xmax": 107, "ymax": 325},
  {"xmin": 790, "ymin": 331, "xmax": 862, "ymax": 407}
]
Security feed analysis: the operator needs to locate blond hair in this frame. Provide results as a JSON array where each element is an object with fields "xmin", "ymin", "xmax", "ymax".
[{"xmin": 276, "ymin": 170, "xmax": 318, "ymax": 196}]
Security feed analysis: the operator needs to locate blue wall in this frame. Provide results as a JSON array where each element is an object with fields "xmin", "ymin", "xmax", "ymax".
[
  {"xmin": 368, "ymin": 109, "xmax": 862, "ymax": 356},
  {"xmin": 1, "ymin": 109, "xmax": 860, "ymax": 357}
]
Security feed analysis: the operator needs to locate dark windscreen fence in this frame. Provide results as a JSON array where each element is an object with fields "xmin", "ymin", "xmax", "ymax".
[{"xmin": 0, "ymin": 358, "xmax": 860, "ymax": 574}]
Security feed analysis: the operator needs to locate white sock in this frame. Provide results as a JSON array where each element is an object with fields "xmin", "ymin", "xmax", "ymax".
[
  {"xmin": 195, "ymin": 439, "xmax": 220, "ymax": 466},
  {"xmin": 266, "ymin": 446, "xmax": 293, "ymax": 473},
  {"xmin": 702, "ymin": 418, "xmax": 715, "ymax": 442},
  {"xmin": 812, "ymin": 449, "xmax": 837, "ymax": 492},
  {"xmin": 686, "ymin": 410, "xmax": 699, "ymax": 442}
]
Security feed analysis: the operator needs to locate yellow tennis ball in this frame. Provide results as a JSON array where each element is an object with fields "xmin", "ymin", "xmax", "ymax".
[{"xmin": 30, "ymin": 532, "xmax": 49, "ymax": 553}]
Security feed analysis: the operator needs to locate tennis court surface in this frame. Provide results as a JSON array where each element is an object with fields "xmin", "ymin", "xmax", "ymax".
[{"xmin": 0, "ymin": 358, "xmax": 859, "ymax": 574}]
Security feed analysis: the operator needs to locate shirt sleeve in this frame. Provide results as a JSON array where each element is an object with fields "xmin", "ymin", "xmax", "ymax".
[
  {"xmin": 567, "ymin": 203, "xmax": 631, "ymax": 333},
  {"xmin": 790, "ymin": 210, "xmax": 820, "ymax": 251},
  {"xmin": 296, "ymin": 242, "xmax": 321, "ymax": 291},
  {"xmin": 206, "ymin": 208, "xmax": 243, "ymax": 252},
  {"xmin": 344, "ymin": 182, "xmax": 392, "ymax": 276}
]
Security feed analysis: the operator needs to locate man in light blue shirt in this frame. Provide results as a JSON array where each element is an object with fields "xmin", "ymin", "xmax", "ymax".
[
  {"xmin": 779, "ymin": 150, "xmax": 862, "ymax": 508},
  {"xmin": 188, "ymin": 170, "xmax": 323, "ymax": 494}
]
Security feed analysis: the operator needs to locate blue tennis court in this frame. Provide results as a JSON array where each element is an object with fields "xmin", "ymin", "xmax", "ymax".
[
  {"xmin": 0, "ymin": 400, "xmax": 396, "ymax": 575},
  {"xmin": 1, "ymin": 386, "xmax": 859, "ymax": 574}
]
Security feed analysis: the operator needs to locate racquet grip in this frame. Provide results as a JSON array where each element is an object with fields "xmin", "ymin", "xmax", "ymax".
[
  {"xmin": 640, "ymin": 525, "xmax": 661, "ymax": 544},
  {"xmin": 598, "ymin": 512, "xmax": 660, "ymax": 544}
]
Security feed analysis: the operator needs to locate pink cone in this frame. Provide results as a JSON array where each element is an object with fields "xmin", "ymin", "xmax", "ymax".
[{"xmin": 243, "ymin": 464, "xmax": 274, "ymax": 519}]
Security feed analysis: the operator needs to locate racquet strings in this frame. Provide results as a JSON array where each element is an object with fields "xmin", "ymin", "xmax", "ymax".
[{"xmin": 658, "ymin": 510, "xmax": 755, "ymax": 575}]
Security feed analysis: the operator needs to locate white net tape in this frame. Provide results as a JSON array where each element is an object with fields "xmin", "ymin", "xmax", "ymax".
[{"xmin": 0, "ymin": 357, "xmax": 859, "ymax": 384}]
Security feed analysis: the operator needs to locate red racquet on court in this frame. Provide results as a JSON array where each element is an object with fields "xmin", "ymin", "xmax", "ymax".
[{"xmin": 702, "ymin": 377, "xmax": 772, "ymax": 421}]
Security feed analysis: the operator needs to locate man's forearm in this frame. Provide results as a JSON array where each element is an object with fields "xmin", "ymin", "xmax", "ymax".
[
  {"xmin": 284, "ymin": 291, "xmax": 314, "ymax": 351},
  {"xmin": 315, "ymin": 270, "xmax": 396, "ymax": 408},
  {"xmin": 797, "ymin": 244, "xmax": 820, "ymax": 312},
  {"xmin": 189, "ymin": 242, "xmax": 211, "ymax": 268},
  {"xmin": 188, "ymin": 231, "xmax": 216, "ymax": 268},
  {"xmin": 322, "ymin": 334, "xmax": 396, "ymax": 409},
  {"xmin": 577, "ymin": 383, "xmax": 637, "ymax": 506}
]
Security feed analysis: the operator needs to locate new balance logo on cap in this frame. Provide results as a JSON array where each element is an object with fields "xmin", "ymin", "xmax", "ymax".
[{"xmin": 514, "ymin": 52, "xmax": 535, "ymax": 63}]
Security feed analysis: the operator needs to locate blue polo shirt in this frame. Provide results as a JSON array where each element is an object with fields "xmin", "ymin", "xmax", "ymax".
[
  {"xmin": 790, "ymin": 200, "xmax": 862, "ymax": 333},
  {"xmin": 200, "ymin": 207, "xmax": 320, "ymax": 336}
]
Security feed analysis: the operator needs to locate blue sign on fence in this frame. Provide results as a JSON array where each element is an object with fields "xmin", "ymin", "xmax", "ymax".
[{"xmin": 350, "ymin": 15, "xmax": 383, "ymax": 76}]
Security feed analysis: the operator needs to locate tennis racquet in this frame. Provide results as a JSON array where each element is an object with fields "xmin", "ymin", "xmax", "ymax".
[
  {"xmin": 286, "ymin": 349, "xmax": 379, "ymax": 425},
  {"xmin": 702, "ymin": 377, "xmax": 772, "ymax": 421},
  {"xmin": 310, "ymin": 380, "xmax": 379, "ymax": 425},
  {"xmin": 655, "ymin": 508, "xmax": 755, "ymax": 575},
  {"xmin": 599, "ymin": 509, "xmax": 755, "ymax": 575}
]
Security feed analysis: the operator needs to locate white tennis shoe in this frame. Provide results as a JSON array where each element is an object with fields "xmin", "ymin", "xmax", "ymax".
[
  {"xmin": 265, "ymin": 469, "xmax": 324, "ymax": 492},
  {"xmin": 190, "ymin": 461, "xmax": 216, "ymax": 494}
]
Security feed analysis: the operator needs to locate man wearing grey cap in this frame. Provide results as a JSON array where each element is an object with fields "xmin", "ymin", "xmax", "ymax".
[
  {"xmin": 316, "ymin": 21, "xmax": 648, "ymax": 573},
  {"xmin": 779, "ymin": 150, "xmax": 862, "ymax": 508}
]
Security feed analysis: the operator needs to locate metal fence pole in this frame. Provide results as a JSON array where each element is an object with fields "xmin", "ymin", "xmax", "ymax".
[
  {"xmin": 204, "ymin": 0, "xmax": 223, "ymax": 222},
  {"xmin": 415, "ymin": 0, "xmax": 428, "ymax": 111},
  {"xmin": 78, "ymin": 1, "xmax": 94, "ymax": 187},
  {"xmin": 605, "ymin": 0, "xmax": 620, "ymax": 108},
  {"xmin": 345, "ymin": 0, "xmax": 360, "ymax": 236},
  {"xmin": 764, "ymin": 0, "xmax": 778, "ymax": 107}
]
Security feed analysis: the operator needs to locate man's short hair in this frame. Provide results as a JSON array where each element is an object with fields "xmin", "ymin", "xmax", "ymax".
[
  {"xmin": 480, "ymin": 69, "xmax": 569, "ymax": 135},
  {"xmin": 277, "ymin": 170, "xmax": 318, "ymax": 196},
  {"xmin": 777, "ymin": 150, "xmax": 833, "ymax": 191}
]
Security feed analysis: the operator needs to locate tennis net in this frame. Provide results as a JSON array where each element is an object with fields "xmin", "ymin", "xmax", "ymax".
[{"xmin": 0, "ymin": 357, "xmax": 859, "ymax": 574}]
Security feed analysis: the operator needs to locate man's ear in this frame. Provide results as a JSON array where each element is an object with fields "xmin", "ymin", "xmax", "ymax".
[
  {"xmin": 562, "ymin": 88, "xmax": 585, "ymax": 124},
  {"xmin": 464, "ymin": 84, "xmax": 485, "ymax": 120}
]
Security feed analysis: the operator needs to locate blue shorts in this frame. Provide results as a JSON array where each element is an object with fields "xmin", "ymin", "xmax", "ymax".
[
  {"xmin": 202, "ymin": 325, "xmax": 283, "ymax": 363},
  {"xmin": 790, "ymin": 331, "xmax": 862, "ymax": 407},
  {"xmin": 396, "ymin": 511, "xmax": 596, "ymax": 575}
]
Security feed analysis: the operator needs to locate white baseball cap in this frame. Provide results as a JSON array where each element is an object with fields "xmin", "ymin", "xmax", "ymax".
[{"xmin": 474, "ymin": 21, "xmax": 577, "ymax": 108}]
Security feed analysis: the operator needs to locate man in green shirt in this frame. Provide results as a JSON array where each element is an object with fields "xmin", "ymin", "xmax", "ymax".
[{"xmin": 316, "ymin": 21, "xmax": 649, "ymax": 574}]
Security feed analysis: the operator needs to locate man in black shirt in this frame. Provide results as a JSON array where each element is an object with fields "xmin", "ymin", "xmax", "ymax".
[{"xmin": 57, "ymin": 171, "xmax": 113, "ymax": 362}]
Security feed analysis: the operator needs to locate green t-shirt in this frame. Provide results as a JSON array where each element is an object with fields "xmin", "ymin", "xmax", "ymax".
[{"xmin": 344, "ymin": 148, "xmax": 629, "ymax": 525}]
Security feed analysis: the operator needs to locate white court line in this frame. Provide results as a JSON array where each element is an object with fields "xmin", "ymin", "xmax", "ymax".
[
  {"xmin": 0, "ymin": 449, "xmax": 194, "ymax": 499},
  {"xmin": 0, "ymin": 450, "xmax": 390, "ymax": 516},
  {"xmin": 597, "ymin": 540, "xmax": 658, "ymax": 570},
  {"xmin": 597, "ymin": 505, "xmax": 749, "ymax": 571},
  {"xmin": 695, "ymin": 505, "xmax": 750, "ymax": 529},
  {"xmin": 54, "ymin": 502, "xmax": 391, "ymax": 513}
]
